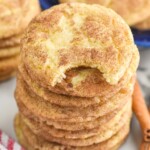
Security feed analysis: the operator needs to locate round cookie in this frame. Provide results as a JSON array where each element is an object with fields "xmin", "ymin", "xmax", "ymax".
[
  {"xmin": 59, "ymin": 0, "xmax": 111, "ymax": 6},
  {"xmin": 0, "ymin": 34, "xmax": 22, "ymax": 48},
  {"xmin": 134, "ymin": 17, "xmax": 150, "ymax": 30},
  {"xmin": 0, "ymin": 46, "xmax": 20, "ymax": 58},
  {"xmin": 0, "ymin": 55, "xmax": 20, "ymax": 74},
  {"xmin": 0, "ymin": 65, "xmax": 17, "ymax": 76},
  {"xmin": 0, "ymin": 71, "xmax": 16, "ymax": 82},
  {"xmin": 15, "ymin": 76, "xmax": 133, "ymax": 122},
  {"xmin": 21, "ymin": 114, "xmax": 131, "ymax": 147},
  {"xmin": 20, "ymin": 46, "xmax": 139, "ymax": 98},
  {"xmin": 59, "ymin": 0, "xmax": 150, "ymax": 26},
  {"xmin": 18, "ymin": 72, "xmax": 102, "ymax": 108},
  {"xmin": 14, "ymin": 114, "xmax": 130, "ymax": 150},
  {"xmin": 15, "ymin": 98, "xmax": 130, "ymax": 131},
  {"xmin": 21, "ymin": 3, "xmax": 138, "ymax": 93},
  {"xmin": 0, "ymin": 0, "xmax": 40, "ymax": 39},
  {"xmin": 22, "ymin": 115, "xmax": 131, "ymax": 147},
  {"xmin": 0, "ymin": 55, "xmax": 19, "ymax": 69},
  {"xmin": 59, "ymin": 0, "xmax": 112, "ymax": 5},
  {"xmin": 20, "ymin": 99, "xmax": 132, "ymax": 139},
  {"xmin": 15, "ymin": 92, "xmax": 132, "ymax": 123},
  {"xmin": 18, "ymin": 64, "xmax": 135, "ymax": 108}
]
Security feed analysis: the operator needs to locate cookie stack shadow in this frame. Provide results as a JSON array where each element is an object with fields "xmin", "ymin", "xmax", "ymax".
[
  {"xmin": 14, "ymin": 3, "xmax": 139, "ymax": 150},
  {"xmin": 0, "ymin": 0, "xmax": 40, "ymax": 81}
]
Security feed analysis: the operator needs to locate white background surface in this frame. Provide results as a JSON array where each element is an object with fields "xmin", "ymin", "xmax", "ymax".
[{"xmin": 0, "ymin": 77, "xmax": 142, "ymax": 150}]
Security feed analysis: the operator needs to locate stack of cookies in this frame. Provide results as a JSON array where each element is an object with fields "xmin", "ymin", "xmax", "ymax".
[
  {"xmin": 14, "ymin": 3, "xmax": 139, "ymax": 150},
  {"xmin": 0, "ymin": 0, "xmax": 40, "ymax": 81}
]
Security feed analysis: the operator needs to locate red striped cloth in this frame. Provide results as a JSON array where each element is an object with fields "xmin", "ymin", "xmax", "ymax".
[{"xmin": 0, "ymin": 130, "xmax": 24, "ymax": 150}]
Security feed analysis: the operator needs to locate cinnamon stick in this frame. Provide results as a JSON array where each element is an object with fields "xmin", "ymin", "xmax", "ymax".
[{"xmin": 133, "ymin": 80, "xmax": 150, "ymax": 142}]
